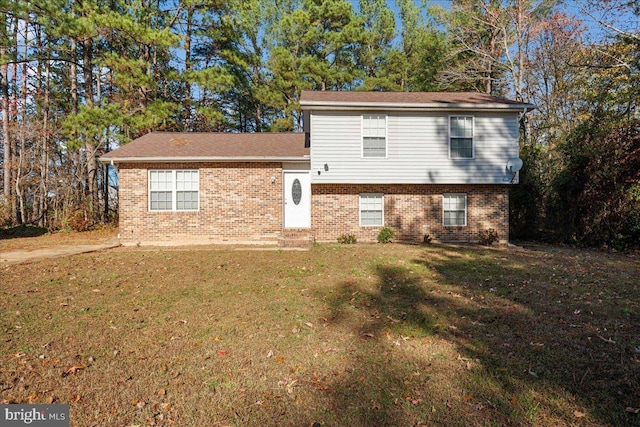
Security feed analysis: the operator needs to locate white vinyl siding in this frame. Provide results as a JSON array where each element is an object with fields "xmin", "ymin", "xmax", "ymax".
[
  {"xmin": 149, "ymin": 170, "xmax": 199, "ymax": 211},
  {"xmin": 449, "ymin": 116, "xmax": 474, "ymax": 159},
  {"xmin": 360, "ymin": 193, "xmax": 384, "ymax": 226},
  {"xmin": 310, "ymin": 111, "xmax": 519, "ymax": 184},
  {"xmin": 362, "ymin": 114, "xmax": 387, "ymax": 158},
  {"xmin": 443, "ymin": 193, "xmax": 467, "ymax": 226}
]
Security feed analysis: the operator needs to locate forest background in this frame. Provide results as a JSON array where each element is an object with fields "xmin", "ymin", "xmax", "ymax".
[{"xmin": 0, "ymin": 0, "xmax": 638, "ymax": 249}]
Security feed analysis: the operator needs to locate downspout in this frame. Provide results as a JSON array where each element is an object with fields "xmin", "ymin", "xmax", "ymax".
[{"xmin": 518, "ymin": 107, "xmax": 529, "ymax": 144}]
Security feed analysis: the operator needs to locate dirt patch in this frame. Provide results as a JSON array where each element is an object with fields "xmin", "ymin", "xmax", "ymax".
[{"xmin": 0, "ymin": 242, "xmax": 121, "ymax": 265}]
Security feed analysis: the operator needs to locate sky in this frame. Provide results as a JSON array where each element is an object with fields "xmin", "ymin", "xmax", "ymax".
[{"xmin": 351, "ymin": 0, "xmax": 638, "ymax": 44}]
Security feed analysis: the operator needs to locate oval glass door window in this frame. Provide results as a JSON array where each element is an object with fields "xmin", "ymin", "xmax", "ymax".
[{"xmin": 291, "ymin": 178, "xmax": 302, "ymax": 205}]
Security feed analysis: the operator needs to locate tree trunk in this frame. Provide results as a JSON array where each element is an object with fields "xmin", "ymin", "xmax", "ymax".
[
  {"xmin": 69, "ymin": 30, "xmax": 83, "ymax": 211},
  {"xmin": 40, "ymin": 49, "xmax": 51, "ymax": 227},
  {"xmin": 183, "ymin": 6, "xmax": 192, "ymax": 131},
  {"xmin": 10, "ymin": 16, "xmax": 18, "ymax": 223},
  {"xmin": 83, "ymin": 37, "xmax": 98, "ymax": 219},
  {"xmin": 15, "ymin": 18, "xmax": 29, "ymax": 224},
  {"xmin": 103, "ymin": 127, "xmax": 110, "ymax": 222},
  {"xmin": 15, "ymin": 140, "xmax": 24, "ymax": 223},
  {"xmin": 1, "ymin": 26, "xmax": 11, "ymax": 212}
]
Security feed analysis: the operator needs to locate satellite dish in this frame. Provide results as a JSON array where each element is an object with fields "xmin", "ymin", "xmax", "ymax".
[{"xmin": 506, "ymin": 158, "xmax": 523, "ymax": 174}]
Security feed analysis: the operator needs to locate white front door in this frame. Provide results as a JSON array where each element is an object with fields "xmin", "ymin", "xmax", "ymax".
[{"xmin": 284, "ymin": 171, "xmax": 311, "ymax": 228}]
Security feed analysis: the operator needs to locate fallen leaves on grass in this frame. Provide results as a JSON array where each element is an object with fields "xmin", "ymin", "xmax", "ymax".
[
  {"xmin": 278, "ymin": 377, "xmax": 298, "ymax": 394},
  {"xmin": 626, "ymin": 407, "xmax": 640, "ymax": 414},
  {"xmin": 574, "ymin": 410, "xmax": 586, "ymax": 418},
  {"xmin": 405, "ymin": 396, "xmax": 422, "ymax": 405},
  {"xmin": 132, "ymin": 400, "xmax": 146, "ymax": 409},
  {"xmin": 596, "ymin": 335, "xmax": 616, "ymax": 344},
  {"xmin": 62, "ymin": 365, "xmax": 86, "ymax": 377}
]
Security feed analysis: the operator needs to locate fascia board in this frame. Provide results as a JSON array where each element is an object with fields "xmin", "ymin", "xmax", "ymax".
[
  {"xmin": 299, "ymin": 102, "xmax": 535, "ymax": 112},
  {"xmin": 99, "ymin": 156, "xmax": 311, "ymax": 164}
]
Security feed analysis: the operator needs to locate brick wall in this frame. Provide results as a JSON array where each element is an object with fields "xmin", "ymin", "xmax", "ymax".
[
  {"xmin": 118, "ymin": 163, "xmax": 510, "ymax": 245},
  {"xmin": 311, "ymin": 184, "xmax": 510, "ymax": 243},
  {"xmin": 118, "ymin": 162, "xmax": 283, "ymax": 244}
]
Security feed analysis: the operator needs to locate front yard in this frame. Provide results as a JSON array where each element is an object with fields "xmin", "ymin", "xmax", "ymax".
[{"xmin": 1, "ymin": 241, "xmax": 639, "ymax": 426}]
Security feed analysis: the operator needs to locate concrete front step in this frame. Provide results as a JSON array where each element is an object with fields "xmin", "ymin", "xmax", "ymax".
[{"xmin": 279, "ymin": 229, "xmax": 314, "ymax": 248}]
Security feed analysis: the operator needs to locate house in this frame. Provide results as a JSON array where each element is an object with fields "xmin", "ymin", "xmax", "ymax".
[{"xmin": 100, "ymin": 91, "xmax": 533, "ymax": 246}]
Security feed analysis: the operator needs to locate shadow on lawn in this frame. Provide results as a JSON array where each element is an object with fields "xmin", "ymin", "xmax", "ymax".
[
  {"xmin": 0, "ymin": 224, "xmax": 48, "ymax": 240},
  {"xmin": 320, "ymin": 247, "xmax": 640, "ymax": 426}
]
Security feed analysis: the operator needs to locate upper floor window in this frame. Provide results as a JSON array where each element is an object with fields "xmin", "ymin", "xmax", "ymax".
[
  {"xmin": 362, "ymin": 114, "xmax": 386, "ymax": 158},
  {"xmin": 449, "ymin": 116, "xmax": 474, "ymax": 159},
  {"xmin": 149, "ymin": 170, "xmax": 199, "ymax": 211}
]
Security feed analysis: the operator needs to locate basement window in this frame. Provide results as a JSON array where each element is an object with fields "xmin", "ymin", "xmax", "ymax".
[
  {"xmin": 360, "ymin": 193, "xmax": 384, "ymax": 226},
  {"xmin": 443, "ymin": 193, "xmax": 467, "ymax": 226}
]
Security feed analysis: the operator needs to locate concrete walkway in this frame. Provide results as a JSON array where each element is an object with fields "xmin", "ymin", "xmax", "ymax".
[{"xmin": 0, "ymin": 240, "xmax": 121, "ymax": 265}]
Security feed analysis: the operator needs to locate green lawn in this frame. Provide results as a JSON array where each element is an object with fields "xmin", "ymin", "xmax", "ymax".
[{"xmin": 1, "ymin": 242, "xmax": 639, "ymax": 426}]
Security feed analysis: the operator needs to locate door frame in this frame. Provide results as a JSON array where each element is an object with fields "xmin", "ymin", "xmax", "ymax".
[{"xmin": 283, "ymin": 165, "xmax": 311, "ymax": 229}]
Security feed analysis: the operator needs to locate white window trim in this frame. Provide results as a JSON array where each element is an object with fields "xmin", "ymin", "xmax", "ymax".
[
  {"xmin": 148, "ymin": 169, "xmax": 200, "ymax": 212},
  {"xmin": 359, "ymin": 193, "xmax": 384, "ymax": 227},
  {"xmin": 361, "ymin": 114, "xmax": 388, "ymax": 159},
  {"xmin": 443, "ymin": 193, "xmax": 467, "ymax": 227},
  {"xmin": 448, "ymin": 115, "xmax": 475, "ymax": 160}
]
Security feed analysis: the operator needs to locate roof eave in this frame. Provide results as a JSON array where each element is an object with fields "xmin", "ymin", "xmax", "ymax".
[
  {"xmin": 99, "ymin": 156, "xmax": 310, "ymax": 164},
  {"xmin": 299, "ymin": 101, "xmax": 535, "ymax": 111}
]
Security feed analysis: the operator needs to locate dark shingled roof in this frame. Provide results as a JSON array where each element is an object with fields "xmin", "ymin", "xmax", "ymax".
[
  {"xmin": 101, "ymin": 132, "xmax": 309, "ymax": 163},
  {"xmin": 300, "ymin": 90, "xmax": 533, "ymax": 108}
]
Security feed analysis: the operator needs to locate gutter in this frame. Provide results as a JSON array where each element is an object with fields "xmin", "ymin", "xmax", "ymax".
[
  {"xmin": 300, "ymin": 101, "xmax": 536, "ymax": 111},
  {"xmin": 98, "ymin": 156, "xmax": 311, "ymax": 164}
]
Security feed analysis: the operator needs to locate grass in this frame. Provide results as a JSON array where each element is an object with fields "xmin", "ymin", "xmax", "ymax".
[{"xmin": 1, "ymin": 241, "xmax": 639, "ymax": 426}]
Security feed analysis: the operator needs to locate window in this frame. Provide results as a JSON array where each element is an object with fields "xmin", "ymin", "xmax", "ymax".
[
  {"xmin": 443, "ymin": 193, "xmax": 467, "ymax": 226},
  {"xmin": 449, "ymin": 116, "xmax": 474, "ymax": 159},
  {"xmin": 360, "ymin": 193, "xmax": 384, "ymax": 226},
  {"xmin": 362, "ymin": 114, "xmax": 386, "ymax": 158},
  {"xmin": 149, "ymin": 170, "xmax": 199, "ymax": 211}
]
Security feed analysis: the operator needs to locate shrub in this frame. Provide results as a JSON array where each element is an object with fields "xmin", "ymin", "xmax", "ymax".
[
  {"xmin": 478, "ymin": 229, "xmax": 499, "ymax": 246},
  {"xmin": 67, "ymin": 209, "xmax": 91, "ymax": 232},
  {"xmin": 337, "ymin": 233, "xmax": 357, "ymax": 244},
  {"xmin": 0, "ymin": 200, "xmax": 10, "ymax": 228},
  {"xmin": 377, "ymin": 227, "xmax": 395, "ymax": 243}
]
